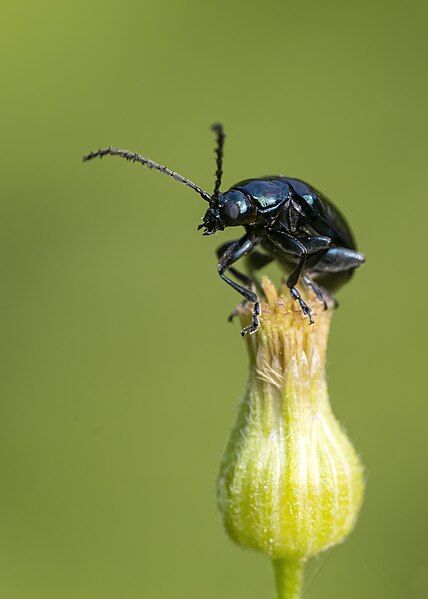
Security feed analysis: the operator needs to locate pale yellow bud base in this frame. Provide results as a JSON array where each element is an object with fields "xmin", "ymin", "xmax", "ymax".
[{"xmin": 217, "ymin": 278, "xmax": 365, "ymax": 599}]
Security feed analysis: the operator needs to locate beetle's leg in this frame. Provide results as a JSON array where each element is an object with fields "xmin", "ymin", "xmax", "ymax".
[
  {"xmin": 267, "ymin": 232, "xmax": 330, "ymax": 323},
  {"xmin": 308, "ymin": 247, "xmax": 365, "ymax": 295},
  {"xmin": 267, "ymin": 231, "xmax": 312, "ymax": 322},
  {"xmin": 217, "ymin": 236, "xmax": 261, "ymax": 336},
  {"xmin": 216, "ymin": 244, "xmax": 273, "ymax": 322},
  {"xmin": 216, "ymin": 241, "xmax": 254, "ymax": 321},
  {"xmin": 233, "ymin": 251, "xmax": 274, "ymax": 318},
  {"xmin": 216, "ymin": 241, "xmax": 255, "ymax": 287},
  {"xmin": 227, "ymin": 251, "xmax": 275, "ymax": 321},
  {"xmin": 301, "ymin": 244, "xmax": 337, "ymax": 309},
  {"xmin": 311, "ymin": 247, "xmax": 365, "ymax": 273},
  {"xmin": 302, "ymin": 275, "xmax": 337, "ymax": 310},
  {"xmin": 302, "ymin": 275, "xmax": 324, "ymax": 302}
]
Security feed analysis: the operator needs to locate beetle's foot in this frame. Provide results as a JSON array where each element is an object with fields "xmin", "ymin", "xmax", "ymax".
[
  {"xmin": 228, "ymin": 299, "xmax": 248, "ymax": 322},
  {"xmin": 241, "ymin": 301, "xmax": 261, "ymax": 336},
  {"xmin": 290, "ymin": 287, "xmax": 314, "ymax": 324}
]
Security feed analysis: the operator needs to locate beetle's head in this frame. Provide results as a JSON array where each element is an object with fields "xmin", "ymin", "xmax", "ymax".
[{"xmin": 198, "ymin": 191, "xmax": 257, "ymax": 235}]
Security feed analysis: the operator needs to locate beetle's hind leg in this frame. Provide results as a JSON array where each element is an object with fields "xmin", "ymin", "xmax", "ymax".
[{"xmin": 302, "ymin": 275, "xmax": 337, "ymax": 310}]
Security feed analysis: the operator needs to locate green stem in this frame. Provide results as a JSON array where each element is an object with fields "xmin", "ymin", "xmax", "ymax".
[{"xmin": 272, "ymin": 558, "xmax": 306, "ymax": 599}]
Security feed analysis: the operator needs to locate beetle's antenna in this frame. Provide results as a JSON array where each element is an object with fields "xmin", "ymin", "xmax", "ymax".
[
  {"xmin": 211, "ymin": 123, "xmax": 225, "ymax": 202},
  {"xmin": 83, "ymin": 146, "xmax": 211, "ymax": 203}
]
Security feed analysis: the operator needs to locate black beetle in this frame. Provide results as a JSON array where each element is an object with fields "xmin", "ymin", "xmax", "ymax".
[{"xmin": 83, "ymin": 124, "xmax": 365, "ymax": 335}]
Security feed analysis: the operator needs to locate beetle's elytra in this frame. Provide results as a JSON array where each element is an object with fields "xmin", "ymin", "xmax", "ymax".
[{"xmin": 83, "ymin": 124, "xmax": 365, "ymax": 335}]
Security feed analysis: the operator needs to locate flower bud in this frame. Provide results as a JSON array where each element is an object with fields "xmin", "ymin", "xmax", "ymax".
[{"xmin": 217, "ymin": 278, "xmax": 364, "ymax": 596}]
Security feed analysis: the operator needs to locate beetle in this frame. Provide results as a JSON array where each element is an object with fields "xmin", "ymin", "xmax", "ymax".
[{"xmin": 83, "ymin": 124, "xmax": 365, "ymax": 336}]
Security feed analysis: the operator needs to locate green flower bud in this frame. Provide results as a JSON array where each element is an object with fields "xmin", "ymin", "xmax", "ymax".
[{"xmin": 217, "ymin": 278, "xmax": 364, "ymax": 598}]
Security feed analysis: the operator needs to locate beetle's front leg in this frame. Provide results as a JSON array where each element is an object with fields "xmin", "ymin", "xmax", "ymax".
[
  {"xmin": 216, "ymin": 240, "xmax": 253, "ymax": 321},
  {"xmin": 216, "ymin": 243, "xmax": 274, "ymax": 322},
  {"xmin": 216, "ymin": 241, "xmax": 256, "ymax": 288},
  {"xmin": 217, "ymin": 235, "xmax": 261, "ymax": 336}
]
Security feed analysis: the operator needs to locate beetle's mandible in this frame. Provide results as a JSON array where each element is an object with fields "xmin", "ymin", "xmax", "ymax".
[{"xmin": 83, "ymin": 124, "xmax": 365, "ymax": 336}]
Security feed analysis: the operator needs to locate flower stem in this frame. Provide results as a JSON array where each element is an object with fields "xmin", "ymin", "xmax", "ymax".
[{"xmin": 272, "ymin": 558, "xmax": 306, "ymax": 599}]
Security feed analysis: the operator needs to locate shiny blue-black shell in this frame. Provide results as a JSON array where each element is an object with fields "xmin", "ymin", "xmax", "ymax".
[{"xmin": 231, "ymin": 176, "xmax": 356, "ymax": 250}]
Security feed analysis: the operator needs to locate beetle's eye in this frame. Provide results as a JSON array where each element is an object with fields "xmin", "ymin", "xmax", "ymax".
[
  {"xmin": 224, "ymin": 202, "xmax": 240, "ymax": 221},
  {"xmin": 218, "ymin": 190, "xmax": 255, "ymax": 226}
]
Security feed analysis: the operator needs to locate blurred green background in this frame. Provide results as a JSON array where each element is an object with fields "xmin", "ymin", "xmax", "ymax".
[{"xmin": 0, "ymin": 1, "xmax": 426, "ymax": 597}]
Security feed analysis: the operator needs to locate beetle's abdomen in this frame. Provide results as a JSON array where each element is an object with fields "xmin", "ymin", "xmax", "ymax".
[{"xmin": 285, "ymin": 177, "xmax": 357, "ymax": 249}]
